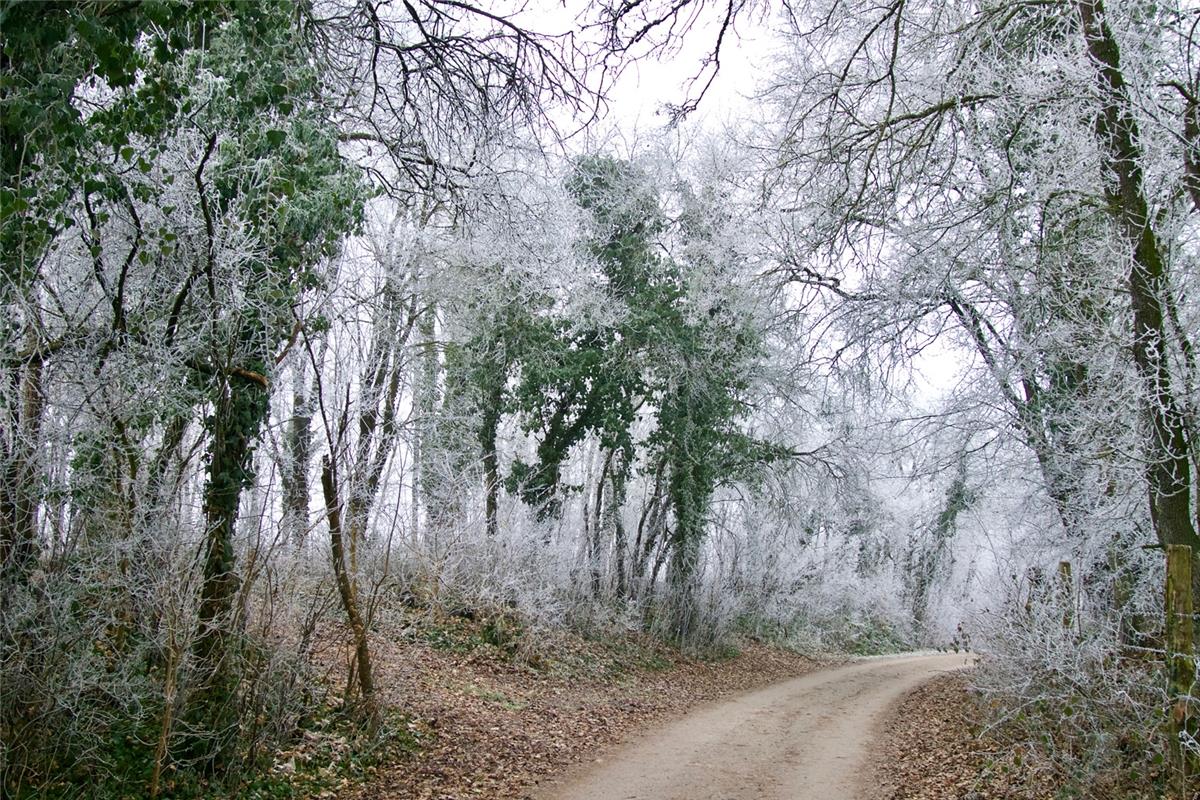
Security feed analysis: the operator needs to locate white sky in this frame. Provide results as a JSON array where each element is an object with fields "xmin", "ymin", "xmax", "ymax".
[
  {"xmin": 509, "ymin": 2, "xmax": 966, "ymax": 398},
  {"xmin": 601, "ymin": 16, "xmax": 770, "ymax": 132},
  {"xmin": 510, "ymin": 1, "xmax": 776, "ymax": 137}
]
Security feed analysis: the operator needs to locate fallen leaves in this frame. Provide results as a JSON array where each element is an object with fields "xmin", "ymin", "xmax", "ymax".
[
  {"xmin": 337, "ymin": 616, "xmax": 823, "ymax": 800},
  {"xmin": 870, "ymin": 673, "xmax": 1055, "ymax": 800}
]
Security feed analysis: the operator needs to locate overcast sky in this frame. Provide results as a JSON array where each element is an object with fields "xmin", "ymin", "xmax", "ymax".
[{"xmin": 601, "ymin": 16, "xmax": 770, "ymax": 132}]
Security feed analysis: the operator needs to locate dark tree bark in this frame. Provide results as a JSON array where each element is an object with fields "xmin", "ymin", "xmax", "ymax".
[
  {"xmin": 321, "ymin": 455, "xmax": 378, "ymax": 731},
  {"xmin": 610, "ymin": 454, "xmax": 630, "ymax": 599},
  {"xmin": 632, "ymin": 458, "xmax": 667, "ymax": 600},
  {"xmin": 481, "ymin": 378, "xmax": 503, "ymax": 538},
  {"xmin": 1076, "ymin": 1, "xmax": 1200, "ymax": 579},
  {"xmin": 945, "ymin": 292, "xmax": 1079, "ymax": 535},
  {"xmin": 190, "ymin": 371, "xmax": 268, "ymax": 763},
  {"xmin": 281, "ymin": 362, "xmax": 313, "ymax": 548},
  {"xmin": 589, "ymin": 448, "xmax": 616, "ymax": 598}
]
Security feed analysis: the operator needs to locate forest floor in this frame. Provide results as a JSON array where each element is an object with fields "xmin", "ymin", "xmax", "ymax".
[
  {"xmin": 309, "ymin": 610, "xmax": 829, "ymax": 799},
  {"xmin": 871, "ymin": 672, "xmax": 1056, "ymax": 800},
  {"xmin": 263, "ymin": 615, "xmax": 1176, "ymax": 800}
]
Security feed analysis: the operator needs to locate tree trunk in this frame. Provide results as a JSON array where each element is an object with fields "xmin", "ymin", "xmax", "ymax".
[
  {"xmin": 189, "ymin": 372, "xmax": 268, "ymax": 764},
  {"xmin": 631, "ymin": 459, "xmax": 666, "ymax": 599},
  {"xmin": 481, "ymin": 380, "xmax": 503, "ymax": 538},
  {"xmin": 414, "ymin": 302, "xmax": 441, "ymax": 545},
  {"xmin": 321, "ymin": 455, "xmax": 378, "ymax": 731},
  {"xmin": 610, "ymin": 455, "xmax": 629, "ymax": 600},
  {"xmin": 589, "ymin": 448, "xmax": 615, "ymax": 598},
  {"xmin": 666, "ymin": 526, "xmax": 700, "ymax": 643},
  {"xmin": 946, "ymin": 292, "xmax": 1078, "ymax": 536},
  {"xmin": 1165, "ymin": 544, "xmax": 1197, "ymax": 788},
  {"xmin": 281, "ymin": 361, "xmax": 312, "ymax": 549},
  {"xmin": 666, "ymin": 450, "xmax": 709, "ymax": 642},
  {"xmin": 1077, "ymin": 0, "xmax": 1200, "ymax": 593}
]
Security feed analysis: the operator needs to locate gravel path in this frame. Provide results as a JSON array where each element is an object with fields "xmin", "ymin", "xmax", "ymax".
[{"xmin": 532, "ymin": 652, "xmax": 975, "ymax": 800}]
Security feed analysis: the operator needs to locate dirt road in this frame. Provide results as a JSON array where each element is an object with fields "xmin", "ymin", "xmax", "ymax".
[{"xmin": 532, "ymin": 652, "xmax": 974, "ymax": 800}]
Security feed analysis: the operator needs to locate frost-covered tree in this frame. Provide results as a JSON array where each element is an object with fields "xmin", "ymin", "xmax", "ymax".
[
  {"xmin": 749, "ymin": 0, "xmax": 1200, "ymax": 789},
  {"xmin": 756, "ymin": 0, "xmax": 1200, "ymax": 583},
  {"xmin": 0, "ymin": 1, "xmax": 609, "ymax": 792}
]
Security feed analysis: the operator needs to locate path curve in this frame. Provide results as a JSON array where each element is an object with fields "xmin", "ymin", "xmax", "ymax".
[{"xmin": 532, "ymin": 652, "xmax": 975, "ymax": 800}]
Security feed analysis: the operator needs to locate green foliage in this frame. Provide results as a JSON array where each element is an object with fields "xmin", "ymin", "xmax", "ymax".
[
  {"xmin": 225, "ymin": 708, "xmax": 425, "ymax": 800},
  {"xmin": 395, "ymin": 602, "xmax": 680, "ymax": 681},
  {"xmin": 27, "ymin": 717, "xmax": 161, "ymax": 800},
  {"xmin": 415, "ymin": 606, "xmax": 530, "ymax": 659},
  {"xmin": 178, "ymin": 8, "xmax": 364, "ymax": 769},
  {"xmin": 440, "ymin": 154, "xmax": 777, "ymax": 572},
  {"xmin": 975, "ymin": 646, "xmax": 1174, "ymax": 799},
  {"xmin": 0, "ymin": 2, "xmax": 346, "ymax": 304},
  {"xmin": 552, "ymin": 632, "xmax": 677, "ymax": 680},
  {"xmin": 505, "ymin": 315, "xmax": 643, "ymax": 517},
  {"xmin": 566, "ymin": 154, "xmax": 664, "ymax": 298},
  {"xmin": 3, "ymin": 0, "xmax": 367, "ymax": 497},
  {"xmin": 491, "ymin": 154, "xmax": 776, "ymax": 554},
  {"xmin": 0, "ymin": 556, "xmax": 323, "ymax": 800},
  {"xmin": 769, "ymin": 604, "xmax": 914, "ymax": 657},
  {"xmin": 479, "ymin": 612, "xmax": 525, "ymax": 651},
  {"xmin": 1, "ymin": 0, "xmax": 204, "ymax": 295},
  {"xmin": 20, "ymin": 704, "xmax": 425, "ymax": 800},
  {"xmin": 460, "ymin": 682, "xmax": 526, "ymax": 711},
  {"xmin": 1, "ymin": 0, "xmax": 370, "ymax": 788},
  {"xmin": 908, "ymin": 458, "xmax": 976, "ymax": 629},
  {"xmin": 825, "ymin": 616, "xmax": 912, "ymax": 656}
]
